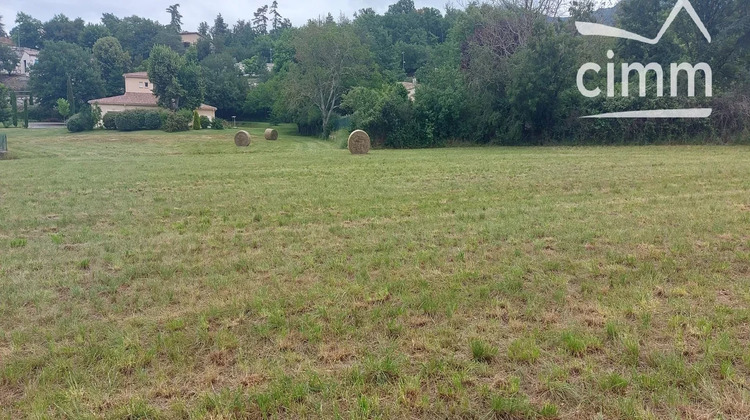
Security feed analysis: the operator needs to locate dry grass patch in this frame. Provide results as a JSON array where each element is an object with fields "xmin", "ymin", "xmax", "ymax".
[{"xmin": 1, "ymin": 127, "xmax": 750, "ymax": 418}]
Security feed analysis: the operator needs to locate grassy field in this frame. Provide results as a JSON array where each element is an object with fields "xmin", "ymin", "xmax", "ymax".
[{"xmin": 1, "ymin": 125, "xmax": 749, "ymax": 419}]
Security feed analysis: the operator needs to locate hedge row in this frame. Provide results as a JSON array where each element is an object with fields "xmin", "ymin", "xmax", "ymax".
[{"xmin": 101, "ymin": 109, "xmax": 226, "ymax": 132}]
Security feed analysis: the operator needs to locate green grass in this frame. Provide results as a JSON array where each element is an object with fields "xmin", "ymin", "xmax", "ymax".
[{"xmin": 1, "ymin": 124, "xmax": 750, "ymax": 418}]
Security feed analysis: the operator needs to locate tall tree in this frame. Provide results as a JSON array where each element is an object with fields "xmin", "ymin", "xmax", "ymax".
[
  {"xmin": 43, "ymin": 14, "xmax": 85, "ymax": 43},
  {"xmin": 10, "ymin": 91, "xmax": 17, "ymax": 126},
  {"xmin": 211, "ymin": 14, "xmax": 229, "ymax": 51},
  {"xmin": 166, "ymin": 4, "xmax": 183, "ymax": 33},
  {"xmin": 0, "ymin": 15, "xmax": 5, "ymax": 37},
  {"xmin": 93, "ymin": 37, "xmax": 131, "ymax": 96},
  {"xmin": 147, "ymin": 44, "xmax": 204, "ymax": 110},
  {"xmin": 28, "ymin": 41, "xmax": 105, "ymax": 111},
  {"xmin": 198, "ymin": 21, "xmax": 210, "ymax": 36},
  {"xmin": 0, "ymin": 84, "xmax": 11, "ymax": 125},
  {"xmin": 11, "ymin": 12, "xmax": 44, "ymax": 49},
  {"xmin": 200, "ymin": 53, "xmax": 249, "ymax": 118},
  {"xmin": 253, "ymin": 6, "xmax": 269, "ymax": 35},
  {"xmin": 212, "ymin": 14, "xmax": 229, "ymax": 38},
  {"xmin": 78, "ymin": 23, "xmax": 111, "ymax": 48},
  {"xmin": 270, "ymin": 1, "xmax": 283, "ymax": 32},
  {"xmin": 284, "ymin": 22, "xmax": 372, "ymax": 134}
]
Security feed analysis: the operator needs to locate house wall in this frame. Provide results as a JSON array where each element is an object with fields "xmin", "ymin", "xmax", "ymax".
[
  {"xmin": 124, "ymin": 77, "xmax": 153, "ymax": 93},
  {"xmin": 96, "ymin": 104, "xmax": 215, "ymax": 121},
  {"xmin": 97, "ymin": 104, "xmax": 158, "ymax": 117},
  {"xmin": 12, "ymin": 49, "xmax": 38, "ymax": 75},
  {"xmin": 197, "ymin": 108, "xmax": 216, "ymax": 120},
  {"xmin": 180, "ymin": 33, "xmax": 201, "ymax": 45}
]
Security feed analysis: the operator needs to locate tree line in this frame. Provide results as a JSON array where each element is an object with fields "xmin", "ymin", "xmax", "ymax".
[{"xmin": 1, "ymin": 0, "xmax": 749, "ymax": 145}]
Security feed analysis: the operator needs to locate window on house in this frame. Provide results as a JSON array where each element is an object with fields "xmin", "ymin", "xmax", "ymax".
[
  {"xmin": 139, "ymin": 82, "xmax": 144, "ymax": 88},
  {"xmin": 145, "ymin": 82, "xmax": 149, "ymax": 88}
]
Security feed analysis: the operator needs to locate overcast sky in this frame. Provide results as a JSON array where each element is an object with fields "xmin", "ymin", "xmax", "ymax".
[{"xmin": 1, "ymin": 0, "xmax": 459, "ymax": 33}]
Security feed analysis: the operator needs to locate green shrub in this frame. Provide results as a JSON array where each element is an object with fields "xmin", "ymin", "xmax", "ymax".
[
  {"xmin": 164, "ymin": 112, "xmax": 191, "ymax": 132},
  {"xmin": 212, "ymin": 118, "xmax": 225, "ymax": 130},
  {"xmin": 143, "ymin": 111, "xmax": 164, "ymax": 130},
  {"xmin": 66, "ymin": 106, "xmax": 95, "ymax": 132},
  {"xmin": 102, "ymin": 112, "xmax": 118, "ymax": 130},
  {"xmin": 114, "ymin": 110, "xmax": 142, "ymax": 131},
  {"xmin": 114, "ymin": 109, "xmax": 165, "ymax": 131},
  {"xmin": 66, "ymin": 113, "xmax": 88, "ymax": 132},
  {"xmin": 199, "ymin": 115, "xmax": 211, "ymax": 129},
  {"xmin": 192, "ymin": 110, "xmax": 201, "ymax": 130}
]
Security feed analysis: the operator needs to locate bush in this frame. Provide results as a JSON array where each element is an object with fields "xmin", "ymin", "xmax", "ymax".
[
  {"xmin": 114, "ymin": 109, "xmax": 166, "ymax": 131},
  {"xmin": 114, "ymin": 111, "xmax": 141, "ymax": 131},
  {"xmin": 192, "ymin": 110, "xmax": 201, "ymax": 130},
  {"xmin": 143, "ymin": 111, "xmax": 163, "ymax": 130},
  {"xmin": 211, "ymin": 118, "xmax": 225, "ymax": 130},
  {"xmin": 164, "ymin": 111, "xmax": 191, "ymax": 132},
  {"xmin": 66, "ymin": 105, "xmax": 96, "ymax": 132},
  {"xmin": 66, "ymin": 109, "xmax": 95, "ymax": 133},
  {"xmin": 102, "ymin": 112, "xmax": 118, "ymax": 130},
  {"xmin": 199, "ymin": 115, "xmax": 211, "ymax": 129}
]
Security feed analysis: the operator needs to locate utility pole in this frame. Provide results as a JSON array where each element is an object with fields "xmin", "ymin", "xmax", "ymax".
[{"xmin": 402, "ymin": 51, "xmax": 405, "ymax": 72}]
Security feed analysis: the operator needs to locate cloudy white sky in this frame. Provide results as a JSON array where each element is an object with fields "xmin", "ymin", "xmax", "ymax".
[{"xmin": 1, "ymin": 0, "xmax": 458, "ymax": 33}]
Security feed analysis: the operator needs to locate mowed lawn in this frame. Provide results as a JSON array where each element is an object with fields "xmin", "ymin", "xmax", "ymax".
[{"xmin": 1, "ymin": 125, "xmax": 750, "ymax": 419}]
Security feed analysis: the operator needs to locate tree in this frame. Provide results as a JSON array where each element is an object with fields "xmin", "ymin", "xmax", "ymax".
[
  {"xmin": 78, "ymin": 24, "xmax": 111, "ymax": 48},
  {"xmin": 0, "ymin": 44, "xmax": 20, "ymax": 75},
  {"xmin": 211, "ymin": 14, "xmax": 229, "ymax": 51},
  {"xmin": 198, "ymin": 21, "xmax": 210, "ymax": 36},
  {"xmin": 66, "ymin": 76, "xmax": 75, "ymax": 114},
  {"xmin": 254, "ymin": 5, "xmax": 269, "ymax": 35},
  {"xmin": 11, "ymin": 12, "xmax": 43, "ymax": 49},
  {"xmin": 166, "ymin": 4, "xmax": 183, "ymax": 33},
  {"xmin": 0, "ymin": 84, "xmax": 10, "ymax": 125},
  {"xmin": 93, "ymin": 37, "xmax": 131, "ymax": 96},
  {"xmin": 10, "ymin": 91, "xmax": 17, "ymax": 126},
  {"xmin": 43, "ymin": 14, "xmax": 85, "ymax": 43},
  {"xmin": 147, "ymin": 44, "xmax": 204, "ymax": 110},
  {"xmin": 270, "ymin": 1, "xmax": 282, "ymax": 32},
  {"xmin": 212, "ymin": 14, "xmax": 229, "ymax": 38},
  {"xmin": 201, "ymin": 53, "xmax": 249, "ymax": 118},
  {"xmin": 192, "ymin": 110, "xmax": 201, "ymax": 129},
  {"xmin": 56, "ymin": 98, "xmax": 71, "ymax": 119},
  {"xmin": 23, "ymin": 98, "xmax": 28, "ymax": 128},
  {"xmin": 106, "ymin": 16, "xmax": 179, "ymax": 66},
  {"xmin": 284, "ymin": 22, "xmax": 372, "ymax": 135},
  {"xmin": 0, "ymin": 15, "xmax": 5, "ymax": 37},
  {"xmin": 28, "ymin": 41, "xmax": 105, "ymax": 111}
]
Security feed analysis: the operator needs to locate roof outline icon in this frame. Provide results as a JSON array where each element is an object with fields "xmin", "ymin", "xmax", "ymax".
[{"xmin": 575, "ymin": 0, "xmax": 711, "ymax": 44}]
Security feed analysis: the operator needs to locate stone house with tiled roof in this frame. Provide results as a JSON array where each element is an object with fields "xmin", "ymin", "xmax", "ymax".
[{"xmin": 88, "ymin": 72, "xmax": 217, "ymax": 119}]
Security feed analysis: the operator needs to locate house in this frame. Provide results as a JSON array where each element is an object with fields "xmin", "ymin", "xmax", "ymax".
[
  {"xmin": 180, "ymin": 32, "xmax": 202, "ymax": 47},
  {"xmin": 16, "ymin": 48, "xmax": 39, "ymax": 74},
  {"xmin": 88, "ymin": 72, "xmax": 217, "ymax": 119}
]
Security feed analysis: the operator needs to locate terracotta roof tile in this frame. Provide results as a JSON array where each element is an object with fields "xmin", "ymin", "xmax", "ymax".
[
  {"xmin": 88, "ymin": 92, "xmax": 158, "ymax": 106},
  {"xmin": 88, "ymin": 93, "xmax": 217, "ymax": 113}
]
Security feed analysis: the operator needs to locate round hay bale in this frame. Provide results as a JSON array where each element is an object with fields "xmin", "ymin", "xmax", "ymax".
[
  {"xmin": 264, "ymin": 128, "xmax": 278, "ymax": 140},
  {"xmin": 347, "ymin": 130, "xmax": 370, "ymax": 155},
  {"xmin": 234, "ymin": 130, "xmax": 251, "ymax": 147}
]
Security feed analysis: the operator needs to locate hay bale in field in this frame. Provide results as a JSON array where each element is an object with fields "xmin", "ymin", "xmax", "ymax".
[
  {"xmin": 347, "ymin": 130, "xmax": 370, "ymax": 155},
  {"xmin": 234, "ymin": 130, "xmax": 251, "ymax": 147},
  {"xmin": 264, "ymin": 128, "xmax": 278, "ymax": 140}
]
